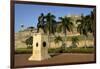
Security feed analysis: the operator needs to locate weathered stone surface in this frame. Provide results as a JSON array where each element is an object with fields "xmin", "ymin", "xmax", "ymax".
[{"xmin": 28, "ymin": 33, "xmax": 51, "ymax": 61}]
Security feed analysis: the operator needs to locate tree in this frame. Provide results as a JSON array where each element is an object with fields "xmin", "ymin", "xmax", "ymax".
[
  {"xmin": 45, "ymin": 13, "xmax": 56, "ymax": 34},
  {"xmin": 76, "ymin": 14, "xmax": 88, "ymax": 48},
  {"xmin": 25, "ymin": 36, "xmax": 33, "ymax": 48},
  {"xmin": 59, "ymin": 16, "xmax": 73, "ymax": 47},
  {"xmin": 88, "ymin": 9, "xmax": 96, "ymax": 37},
  {"xmin": 71, "ymin": 36, "xmax": 79, "ymax": 48},
  {"xmin": 45, "ymin": 13, "xmax": 56, "ymax": 47}
]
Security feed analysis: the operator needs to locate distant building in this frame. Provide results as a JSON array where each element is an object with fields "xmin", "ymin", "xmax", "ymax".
[
  {"xmin": 67, "ymin": 14, "xmax": 81, "ymax": 36},
  {"xmin": 55, "ymin": 15, "xmax": 81, "ymax": 36}
]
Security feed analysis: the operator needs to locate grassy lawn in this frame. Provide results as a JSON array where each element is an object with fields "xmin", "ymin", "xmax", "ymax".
[
  {"xmin": 15, "ymin": 48, "xmax": 32, "ymax": 54},
  {"xmin": 15, "ymin": 47, "xmax": 94, "ymax": 54},
  {"xmin": 64, "ymin": 47, "xmax": 95, "ymax": 53},
  {"xmin": 48, "ymin": 47, "xmax": 94, "ymax": 54}
]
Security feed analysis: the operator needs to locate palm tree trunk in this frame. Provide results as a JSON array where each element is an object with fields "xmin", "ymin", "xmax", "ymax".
[
  {"xmin": 57, "ymin": 43, "xmax": 59, "ymax": 48},
  {"xmin": 84, "ymin": 35, "xmax": 87, "ymax": 48},
  {"xmin": 55, "ymin": 42, "xmax": 57, "ymax": 48},
  {"xmin": 48, "ymin": 34, "xmax": 50, "ymax": 48},
  {"xmin": 64, "ymin": 32, "xmax": 67, "ymax": 47}
]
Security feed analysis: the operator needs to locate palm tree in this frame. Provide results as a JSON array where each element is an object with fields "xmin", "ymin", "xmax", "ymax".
[
  {"xmin": 59, "ymin": 16, "xmax": 73, "ymax": 47},
  {"xmin": 54, "ymin": 36, "xmax": 63, "ymax": 48},
  {"xmin": 71, "ymin": 36, "xmax": 79, "ymax": 48},
  {"xmin": 88, "ymin": 9, "xmax": 96, "ymax": 37},
  {"xmin": 45, "ymin": 13, "xmax": 56, "ymax": 47},
  {"xmin": 76, "ymin": 14, "xmax": 88, "ymax": 48},
  {"xmin": 45, "ymin": 13, "xmax": 56, "ymax": 34}
]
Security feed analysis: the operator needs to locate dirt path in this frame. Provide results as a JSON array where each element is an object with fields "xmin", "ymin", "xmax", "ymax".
[{"xmin": 14, "ymin": 53, "xmax": 95, "ymax": 68}]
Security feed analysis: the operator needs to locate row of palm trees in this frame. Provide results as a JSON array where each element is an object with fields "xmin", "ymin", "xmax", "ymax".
[
  {"xmin": 76, "ymin": 9, "xmax": 95, "ymax": 47},
  {"xmin": 37, "ymin": 13, "xmax": 73, "ymax": 47},
  {"xmin": 37, "ymin": 8, "xmax": 95, "ymax": 48}
]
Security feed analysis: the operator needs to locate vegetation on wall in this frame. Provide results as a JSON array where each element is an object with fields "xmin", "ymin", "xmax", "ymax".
[{"xmin": 25, "ymin": 36, "xmax": 33, "ymax": 48}]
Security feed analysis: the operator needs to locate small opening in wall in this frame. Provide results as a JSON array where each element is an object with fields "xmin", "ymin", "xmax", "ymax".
[
  {"xmin": 43, "ymin": 41, "xmax": 46, "ymax": 47},
  {"xmin": 36, "ymin": 42, "xmax": 38, "ymax": 47}
]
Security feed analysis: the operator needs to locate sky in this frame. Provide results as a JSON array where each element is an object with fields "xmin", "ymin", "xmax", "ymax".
[{"xmin": 15, "ymin": 3, "xmax": 93, "ymax": 32}]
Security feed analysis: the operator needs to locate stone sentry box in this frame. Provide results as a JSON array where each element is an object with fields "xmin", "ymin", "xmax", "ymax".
[{"xmin": 28, "ymin": 32, "xmax": 51, "ymax": 61}]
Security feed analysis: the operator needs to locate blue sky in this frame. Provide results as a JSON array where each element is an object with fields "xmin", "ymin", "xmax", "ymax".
[{"xmin": 15, "ymin": 4, "xmax": 93, "ymax": 32}]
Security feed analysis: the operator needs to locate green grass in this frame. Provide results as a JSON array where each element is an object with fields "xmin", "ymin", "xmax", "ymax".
[
  {"xmin": 64, "ymin": 47, "xmax": 94, "ymax": 53},
  {"xmin": 15, "ymin": 48, "xmax": 32, "ymax": 54},
  {"xmin": 15, "ymin": 46, "xmax": 94, "ymax": 54},
  {"xmin": 48, "ymin": 47, "xmax": 94, "ymax": 54},
  {"xmin": 48, "ymin": 48, "xmax": 61, "ymax": 53}
]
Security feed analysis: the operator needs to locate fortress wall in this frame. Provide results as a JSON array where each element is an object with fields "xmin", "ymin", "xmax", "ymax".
[{"xmin": 49, "ymin": 40, "xmax": 94, "ymax": 48}]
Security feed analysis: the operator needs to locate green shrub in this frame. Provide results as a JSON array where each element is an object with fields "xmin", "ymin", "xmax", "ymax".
[{"xmin": 25, "ymin": 36, "xmax": 33, "ymax": 48}]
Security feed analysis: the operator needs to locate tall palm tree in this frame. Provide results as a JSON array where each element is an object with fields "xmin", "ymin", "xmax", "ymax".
[
  {"xmin": 45, "ymin": 13, "xmax": 56, "ymax": 47},
  {"xmin": 88, "ymin": 9, "xmax": 96, "ymax": 37},
  {"xmin": 76, "ymin": 14, "xmax": 88, "ymax": 48},
  {"xmin": 45, "ymin": 13, "xmax": 56, "ymax": 34},
  {"xmin": 59, "ymin": 16, "xmax": 73, "ymax": 47}
]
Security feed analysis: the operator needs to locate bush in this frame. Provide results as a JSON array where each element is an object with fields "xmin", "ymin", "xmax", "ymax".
[
  {"xmin": 25, "ymin": 36, "xmax": 33, "ymax": 48},
  {"xmin": 70, "ymin": 45, "xmax": 77, "ymax": 48},
  {"xmin": 71, "ymin": 36, "xmax": 79, "ymax": 48}
]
